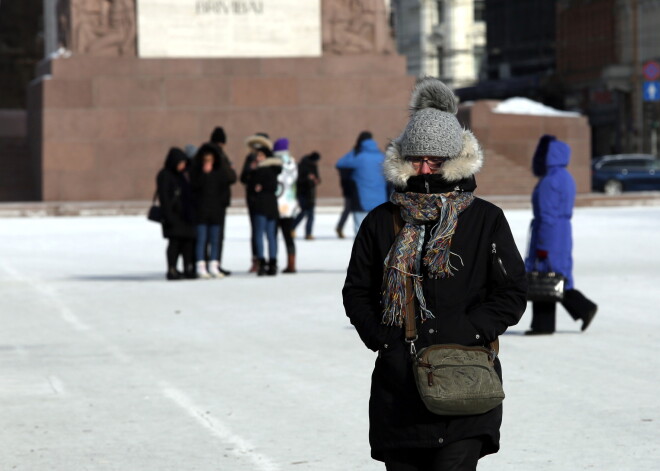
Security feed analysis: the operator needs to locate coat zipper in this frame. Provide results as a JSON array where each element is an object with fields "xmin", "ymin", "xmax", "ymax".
[{"xmin": 492, "ymin": 243, "xmax": 509, "ymax": 278}]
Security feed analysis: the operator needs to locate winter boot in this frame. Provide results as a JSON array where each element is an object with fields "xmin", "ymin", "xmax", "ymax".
[
  {"xmin": 166, "ymin": 267, "xmax": 182, "ymax": 280},
  {"xmin": 248, "ymin": 256, "xmax": 259, "ymax": 273},
  {"xmin": 257, "ymin": 258, "xmax": 268, "ymax": 277},
  {"xmin": 196, "ymin": 261, "xmax": 211, "ymax": 279},
  {"xmin": 208, "ymin": 260, "xmax": 224, "ymax": 279},
  {"xmin": 266, "ymin": 258, "xmax": 278, "ymax": 276},
  {"xmin": 282, "ymin": 254, "xmax": 296, "ymax": 274}
]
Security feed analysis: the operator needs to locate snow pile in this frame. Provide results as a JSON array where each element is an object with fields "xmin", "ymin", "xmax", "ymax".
[{"xmin": 494, "ymin": 97, "xmax": 581, "ymax": 117}]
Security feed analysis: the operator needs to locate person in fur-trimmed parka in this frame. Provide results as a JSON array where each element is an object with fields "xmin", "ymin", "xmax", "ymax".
[{"xmin": 342, "ymin": 77, "xmax": 528, "ymax": 470}]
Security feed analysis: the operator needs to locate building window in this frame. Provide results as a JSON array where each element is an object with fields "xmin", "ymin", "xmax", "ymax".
[
  {"xmin": 436, "ymin": 0, "xmax": 444, "ymax": 23},
  {"xmin": 474, "ymin": 0, "xmax": 485, "ymax": 22}
]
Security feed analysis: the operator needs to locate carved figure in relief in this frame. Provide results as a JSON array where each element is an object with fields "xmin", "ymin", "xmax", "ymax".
[
  {"xmin": 57, "ymin": 0, "xmax": 136, "ymax": 56},
  {"xmin": 322, "ymin": 0, "xmax": 394, "ymax": 54}
]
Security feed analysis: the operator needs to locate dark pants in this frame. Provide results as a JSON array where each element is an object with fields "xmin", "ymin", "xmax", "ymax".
[
  {"xmin": 166, "ymin": 237, "xmax": 194, "ymax": 273},
  {"xmin": 383, "ymin": 438, "xmax": 483, "ymax": 471},
  {"xmin": 253, "ymin": 213, "xmax": 278, "ymax": 260},
  {"xmin": 217, "ymin": 208, "xmax": 227, "ymax": 263},
  {"xmin": 293, "ymin": 196, "xmax": 315, "ymax": 237},
  {"xmin": 278, "ymin": 217, "xmax": 296, "ymax": 255},
  {"xmin": 336, "ymin": 197, "xmax": 351, "ymax": 232},
  {"xmin": 531, "ymin": 288, "xmax": 597, "ymax": 332},
  {"xmin": 248, "ymin": 205, "xmax": 257, "ymax": 257}
]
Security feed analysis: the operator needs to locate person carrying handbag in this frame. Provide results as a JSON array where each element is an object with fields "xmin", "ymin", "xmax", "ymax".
[
  {"xmin": 342, "ymin": 77, "xmax": 528, "ymax": 470},
  {"xmin": 524, "ymin": 135, "xmax": 598, "ymax": 335}
]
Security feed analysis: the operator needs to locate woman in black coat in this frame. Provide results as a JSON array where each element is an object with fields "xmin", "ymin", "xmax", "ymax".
[
  {"xmin": 241, "ymin": 133, "xmax": 273, "ymax": 272},
  {"xmin": 156, "ymin": 147, "xmax": 196, "ymax": 280},
  {"xmin": 342, "ymin": 78, "xmax": 527, "ymax": 470},
  {"xmin": 190, "ymin": 144, "xmax": 230, "ymax": 279},
  {"xmin": 244, "ymin": 145, "xmax": 282, "ymax": 276}
]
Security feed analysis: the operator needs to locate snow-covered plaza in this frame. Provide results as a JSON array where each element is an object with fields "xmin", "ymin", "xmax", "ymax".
[{"xmin": 1, "ymin": 205, "xmax": 659, "ymax": 470}]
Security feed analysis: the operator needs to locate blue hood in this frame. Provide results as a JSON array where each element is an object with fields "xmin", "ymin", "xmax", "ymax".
[
  {"xmin": 532, "ymin": 135, "xmax": 571, "ymax": 176},
  {"xmin": 360, "ymin": 138, "xmax": 380, "ymax": 153}
]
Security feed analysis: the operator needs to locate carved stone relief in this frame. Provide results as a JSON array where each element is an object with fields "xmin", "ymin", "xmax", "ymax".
[
  {"xmin": 57, "ymin": 0, "xmax": 136, "ymax": 56},
  {"xmin": 322, "ymin": 0, "xmax": 395, "ymax": 55}
]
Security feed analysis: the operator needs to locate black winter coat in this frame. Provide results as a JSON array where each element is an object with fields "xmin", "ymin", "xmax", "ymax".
[
  {"xmin": 240, "ymin": 152, "xmax": 258, "ymax": 210},
  {"xmin": 338, "ymin": 167, "xmax": 362, "ymax": 212},
  {"xmin": 206, "ymin": 143, "xmax": 237, "ymax": 208},
  {"xmin": 245, "ymin": 158, "xmax": 282, "ymax": 219},
  {"xmin": 156, "ymin": 153, "xmax": 195, "ymax": 239},
  {"xmin": 190, "ymin": 168, "xmax": 230, "ymax": 225},
  {"xmin": 297, "ymin": 156, "xmax": 320, "ymax": 207},
  {"xmin": 342, "ymin": 176, "xmax": 527, "ymax": 461}
]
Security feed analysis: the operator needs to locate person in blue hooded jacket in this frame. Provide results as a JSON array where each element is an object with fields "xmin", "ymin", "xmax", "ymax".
[
  {"xmin": 335, "ymin": 134, "xmax": 389, "ymax": 232},
  {"xmin": 524, "ymin": 135, "xmax": 598, "ymax": 335}
]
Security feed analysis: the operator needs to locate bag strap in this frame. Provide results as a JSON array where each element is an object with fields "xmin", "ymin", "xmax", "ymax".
[
  {"xmin": 152, "ymin": 189, "xmax": 159, "ymax": 205},
  {"xmin": 392, "ymin": 206, "xmax": 499, "ymax": 358}
]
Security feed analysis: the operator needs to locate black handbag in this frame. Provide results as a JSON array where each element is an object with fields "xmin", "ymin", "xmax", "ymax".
[
  {"xmin": 147, "ymin": 190, "xmax": 162, "ymax": 223},
  {"xmin": 526, "ymin": 269, "xmax": 566, "ymax": 302}
]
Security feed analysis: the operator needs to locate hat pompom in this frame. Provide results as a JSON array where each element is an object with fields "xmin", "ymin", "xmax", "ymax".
[{"xmin": 409, "ymin": 76, "xmax": 458, "ymax": 115}]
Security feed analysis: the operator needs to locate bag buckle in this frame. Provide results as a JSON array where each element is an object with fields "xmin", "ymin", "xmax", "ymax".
[{"xmin": 405, "ymin": 335, "xmax": 418, "ymax": 357}]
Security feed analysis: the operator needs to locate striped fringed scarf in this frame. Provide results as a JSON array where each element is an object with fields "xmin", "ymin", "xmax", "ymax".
[{"xmin": 381, "ymin": 190, "xmax": 475, "ymax": 327}]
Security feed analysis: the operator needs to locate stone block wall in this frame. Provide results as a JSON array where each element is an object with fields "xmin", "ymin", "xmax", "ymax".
[
  {"xmin": 28, "ymin": 55, "xmax": 415, "ymax": 201},
  {"xmin": 459, "ymin": 101, "xmax": 592, "ymax": 196}
]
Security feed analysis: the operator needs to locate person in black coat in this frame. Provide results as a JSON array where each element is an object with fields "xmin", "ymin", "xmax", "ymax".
[
  {"xmin": 342, "ymin": 78, "xmax": 527, "ymax": 470},
  {"xmin": 241, "ymin": 133, "xmax": 273, "ymax": 272},
  {"xmin": 203, "ymin": 127, "xmax": 237, "ymax": 276},
  {"xmin": 292, "ymin": 151, "xmax": 321, "ymax": 239},
  {"xmin": 156, "ymin": 147, "xmax": 196, "ymax": 280},
  {"xmin": 244, "ymin": 145, "xmax": 282, "ymax": 276},
  {"xmin": 190, "ymin": 144, "xmax": 230, "ymax": 279}
]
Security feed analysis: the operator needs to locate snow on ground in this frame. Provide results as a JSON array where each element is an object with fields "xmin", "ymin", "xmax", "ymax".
[{"xmin": 0, "ymin": 205, "xmax": 659, "ymax": 470}]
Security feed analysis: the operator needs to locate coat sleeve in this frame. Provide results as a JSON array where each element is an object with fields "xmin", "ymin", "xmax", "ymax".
[
  {"xmin": 467, "ymin": 210, "xmax": 528, "ymax": 342},
  {"xmin": 336, "ymin": 151, "xmax": 357, "ymax": 169},
  {"xmin": 342, "ymin": 209, "xmax": 401, "ymax": 351},
  {"xmin": 157, "ymin": 172, "xmax": 175, "ymax": 223},
  {"xmin": 220, "ymin": 153, "xmax": 237, "ymax": 185}
]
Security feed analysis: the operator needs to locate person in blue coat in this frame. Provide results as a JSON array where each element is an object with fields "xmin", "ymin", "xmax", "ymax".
[
  {"xmin": 335, "ymin": 134, "xmax": 388, "ymax": 232},
  {"xmin": 524, "ymin": 135, "xmax": 598, "ymax": 335}
]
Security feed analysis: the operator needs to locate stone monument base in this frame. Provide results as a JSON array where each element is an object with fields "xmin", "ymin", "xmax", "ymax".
[
  {"xmin": 458, "ymin": 101, "xmax": 591, "ymax": 195},
  {"xmin": 28, "ymin": 55, "xmax": 414, "ymax": 201}
]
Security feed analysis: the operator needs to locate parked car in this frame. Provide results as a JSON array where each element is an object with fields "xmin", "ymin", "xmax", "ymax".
[{"xmin": 592, "ymin": 154, "xmax": 660, "ymax": 194}]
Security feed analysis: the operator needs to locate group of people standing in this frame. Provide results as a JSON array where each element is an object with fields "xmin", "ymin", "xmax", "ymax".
[{"xmin": 154, "ymin": 128, "xmax": 322, "ymax": 280}]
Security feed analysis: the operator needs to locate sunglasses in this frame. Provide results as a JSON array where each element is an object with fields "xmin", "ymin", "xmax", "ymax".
[{"xmin": 405, "ymin": 156, "xmax": 448, "ymax": 169}]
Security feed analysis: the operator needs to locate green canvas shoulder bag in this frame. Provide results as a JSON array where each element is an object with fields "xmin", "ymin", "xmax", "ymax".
[{"xmin": 392, "ymin": 207, "xmax": 505, "ymax": 416}]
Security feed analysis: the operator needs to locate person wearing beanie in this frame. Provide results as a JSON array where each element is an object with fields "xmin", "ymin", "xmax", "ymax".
[
  {"xmin": 156, "ymin": 147, "xmax": 196, "ymax": 280},
  {"xmin": 204, "ymin": 126, "xmax": 237, "ymax": 276},
  {"xmin": 241, "ymin": 133, "xmax": 273, "ymax": 272},
  {"xmin": 273, "ymin": 138, "xmax": 299, "ymax": 273},
  {"xmin": 524, "ymin": 135, "xmax": 598, "ymax": 334},
  {"xmin": 292, "ymin": 151, "xmax": 321, "ymax": 240},
  {"xmin": 336, "ymin": 130, "xmax": 389, "ymax": 234},
  {"xmin": 342, "ymin": 77, "xmax": 528, "ymax": 470},
  {"xmin": 243, "ymin": 144, "xmax": 282, "ymax": 276}
]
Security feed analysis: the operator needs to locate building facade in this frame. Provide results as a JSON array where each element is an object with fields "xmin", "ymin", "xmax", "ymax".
[{"xmin": 391, "ymin": 0, "xmax": 485, "ymax": 87}]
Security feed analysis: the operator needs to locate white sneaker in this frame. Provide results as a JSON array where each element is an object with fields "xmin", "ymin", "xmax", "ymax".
[
  {"xmin": 196, "ymin": 261, "xmax": 211, "ymax": 279},
  {"xmin": 208, "ymin": 260, "xmax": 224, "ymax": 279}
]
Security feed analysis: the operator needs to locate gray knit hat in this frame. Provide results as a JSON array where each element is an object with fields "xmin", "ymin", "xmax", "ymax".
[
  {"xmin": 399, "ymin": 79, "xmax": 463, "ymax": 158},
  {"xmin": 384, "ymin": 77, "xmax": 483, "ymax": 187}
]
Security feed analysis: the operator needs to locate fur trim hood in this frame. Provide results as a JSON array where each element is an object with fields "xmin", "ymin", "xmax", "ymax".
[{"xmin": 384, "ymin": 77, "xmax": 484, "ymax": 188}]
